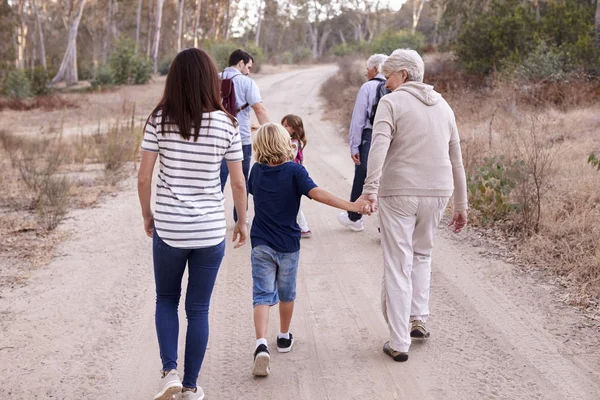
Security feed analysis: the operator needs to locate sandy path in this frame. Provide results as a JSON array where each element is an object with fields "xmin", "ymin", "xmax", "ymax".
[{"xmin": 1, "ymin": 66, "xmax": 599, "ymax": 400}]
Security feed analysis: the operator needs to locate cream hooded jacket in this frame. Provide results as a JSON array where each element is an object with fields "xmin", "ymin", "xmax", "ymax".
[{"xmin": 363, "ymin": 81, "xmax": 468, "ymax": 211}]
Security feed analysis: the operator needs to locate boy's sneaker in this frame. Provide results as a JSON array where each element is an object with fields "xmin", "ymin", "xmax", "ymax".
[
  {"xmin": 153, "ymin": 370, "xmax": 183, "ymax": 400},
  {"xmin": 410, "ymin": 320, "xmax": 430, "ymax": 339},
  {"xmin": 277, "ymin": 333, "xmax": 294, "ymax": 353},
  {"xmin": 252, "ymin": 344, "xmax": 270, "ymax": 376},
  {"xmin": 383, "ymin": 342, "xmax": 409, "ymax": 362},
  {"xmin": 301, "ymin": 230, "xmax": 312, "ymax": 238},
  {"xmin": 181, "ymin": 387, "xmax": 205, "ymax": 400},
  {"xmin": 337, "ymin": 212, "xmax": 364, "ymax": 232}
]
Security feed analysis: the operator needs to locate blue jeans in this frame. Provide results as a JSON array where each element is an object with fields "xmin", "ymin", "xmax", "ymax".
[
  {"xmin": 220, "ymin": 144, "xmax": 252, "ymax": 222},
  {"xmin": 251, "ymin": 245, "xmax": 300, "ymax": 307},
  {"xmin": 153, "ymin": 230, "xmax": 225, "ymax": 389},
  {"xmin": 349, "ymin": 128, "xmax": 372, "ymax": 222}
]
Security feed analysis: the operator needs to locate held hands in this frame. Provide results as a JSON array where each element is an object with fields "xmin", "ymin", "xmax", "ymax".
[
  {"xmin": 143, "ymin": 214, "xmax": 154, "ymax": 238},
  {"xmin": 449, "ymin": 210, "xmax": 468, "ymax": 233},
  {"xmin": 232, "ymin": 220, "xmax": 248, "ymax": 248},
  {"xmin": 359, "ymin": 193, "xmax": 378, "ymax": 214}
]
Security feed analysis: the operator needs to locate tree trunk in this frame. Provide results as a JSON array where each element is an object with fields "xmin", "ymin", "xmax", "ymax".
[
  {"xmin": 33, "ymin": 0, "xmax": 47, "ymax": 70},
  {"xmin": 224, "ymin": 0, "xmax": 232, "ymax": 40},
  {"xmin": 433, "ymin": 1, "xmax": 447, "ymax": 47},
  {"xmin": 52, "ymin": 0, "xmax": 87, "ymax": 86},
  {"xmin": 15, "ymin": 1, "xmax": 28, "ymax": 70},
  {"xmin": 135, "ymin": 0, "xmax": 143, "ymax": 53},
  {"xmin": 308, "ymin": 23, "xmax": 318, "ymax": 59},
  {"xmin": 146, "ymin": 0, "xmax": 154, "ymax": 57},
  {"xmin": 411, "ymin": 0, "xmax": 426, "ymax": 35},
  {"xmin": 194, "ymin": 0, "xmax": 201, "ymax": 47},
  {"xmin": 210, "ymin": 1, "xmax": 217, "ymax": 39},
  {"xmin": 152, "ymin": 0, "xmax": 166, "ymax": 73},
  {"xmin": 102, "ymin": 0, "xmax": 114, "ymax": 63},
  {"xmin": 318, "ymin": 28, "xmax": 331, "ymax": 57},
  {"xmin": 339, "ymin": 29, "xmax": 346, "ymax": 44},
  {"xmin": 255, "ymin": 0, "xmax": 264, "ymax": 46},
  {"xmin": 176, "ymin": 0, "xmax": 184, "ymax": 52}
]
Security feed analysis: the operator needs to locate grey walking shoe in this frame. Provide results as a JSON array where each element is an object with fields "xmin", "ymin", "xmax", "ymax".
[
  {"xmin": 383, "ymin": 342, "xmax": 409, "ymax": 362},
  {"xmin": 410, "ymin": 320, "xmax": 431, "ymax": 339},
  {"xmin": 180, "ymin": 387, "xmax": 205, "ymax": 400}
]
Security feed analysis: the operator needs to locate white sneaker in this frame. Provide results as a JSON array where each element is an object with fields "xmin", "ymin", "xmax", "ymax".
[
  {"xmin": 337, "ymin": 212, "xmax": 364, "ymax": 232},
  {"xmin": 154, "ymin": 370, "xmax": 183, "ymax": 400},
  {"xmin": 180, "ymin": 387, "xmax": 205, "ymax": 400}
]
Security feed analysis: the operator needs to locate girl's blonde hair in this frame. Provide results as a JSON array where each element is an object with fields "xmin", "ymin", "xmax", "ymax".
[{"xmin": 253, "ymin": 123, "xmax": 294, "ymax": 165}]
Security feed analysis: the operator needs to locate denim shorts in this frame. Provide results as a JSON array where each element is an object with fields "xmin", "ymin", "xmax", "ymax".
[{"xmin": 251, "ymin": 245, "xmax": 300, "ymax": 307}]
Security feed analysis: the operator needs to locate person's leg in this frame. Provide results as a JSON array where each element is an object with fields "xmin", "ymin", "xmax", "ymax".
[
  {"xmin": 410, "ymin": 197, "xmax": 449, "ymax": 324},
  {"xmin": 233, "ymin": 144, "xmax": 252, "ymax": 223},
  {"xmin": 220, "ymin": 158, "xmax": 229, "ymax": 192},
  {"xmin": 378, "ymin": 196, "xmax": 418, "ymax": 353},
  {"xmin": 251, "ymin": 245, "xmax": 278, "ymax": 341},
  {"xmin": 276, "ymin": 250, "xmax": 300, "ymax": 332},
  {"xmin": 153, "ymin": 230, "xmax": 189, "ymax": 373},
  {"xmin": 348, "ymin": 129, "xmax": 372, "ymax": 222},
  {"xmin": 297, "ymin": 209, "xmax": 309, "ymax": 232},
  {"xmin": 181, "ymin": 240, "xmax": 225, "ymax": 390}
]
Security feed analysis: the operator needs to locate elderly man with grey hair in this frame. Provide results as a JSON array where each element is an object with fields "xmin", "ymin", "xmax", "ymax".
[
  {"xmin": 360, "ymin": 49, "xmax": 468, "ymax": 362},
  {"xmin": 337, "ymin": 53, "xmax": 390, "ymax": 232}
]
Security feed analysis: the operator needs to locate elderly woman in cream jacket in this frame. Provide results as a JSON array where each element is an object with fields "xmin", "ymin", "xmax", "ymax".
[{"xmin": 361, "ymin": 49, "xmax": 468, "ymax": 362}]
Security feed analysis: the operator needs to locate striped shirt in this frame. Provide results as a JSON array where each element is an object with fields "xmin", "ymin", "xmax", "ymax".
[{"xmin": 141, "ymin": 110, "xmax": 243, "ymax": 248}]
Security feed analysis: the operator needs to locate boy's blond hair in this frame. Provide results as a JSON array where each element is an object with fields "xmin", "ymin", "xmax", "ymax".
[{"xmin": 253, "ymin": 123, "xmax": 294, "ymax": 165}]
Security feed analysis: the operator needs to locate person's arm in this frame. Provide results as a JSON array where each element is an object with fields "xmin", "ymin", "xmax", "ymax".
[
  {"xmin": 308, "ymin": 187, "xmax": 370, "ymax": 214},
  {"xmin": 348, "ymin": 83, "xmax": 370, "ymax": 162},
  {"xmin": 251, "ymin": 102, "xmax": 270, "ymax": 125},
  {"xmin": 227, "ymin": 160, "xmax": 248, "ymax": 247},
  {"xmin": 362, "ymin": 99, "xmax": 394, "ymax": 195},
  {"xmin": 448, "ymin": 113, "xmax": 468, "ymax": 233},
  {"xmin": 138, "ymin": 150, "xmax": 158, "ymax": 237}
]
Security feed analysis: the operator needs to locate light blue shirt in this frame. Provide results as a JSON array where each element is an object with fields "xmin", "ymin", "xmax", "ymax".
[
  {"xmin": 348, "ymin": 74, "xmax": 386, "ymax": 156},
  {"xmin": 221, "ymin": 67, "xmax": 262, "ymax": 145}
]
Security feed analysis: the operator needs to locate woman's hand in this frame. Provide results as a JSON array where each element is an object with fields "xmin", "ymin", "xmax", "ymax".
[
  {"xmin": 449, "ymin": 210, "xmax": 468, "ymax": 233},
  {"xmin": 353, "ymin": 198, "xmax": 372, "ymax": 215},
  {"xmin": 233, "ymin": 220, "xmax": 248, "ymax": 249},
  {"xmin": 143, "ymin": 214, "xmax": 154, "ymax": 238},
  {"xmin": 359, "ymin": 193, "xmax": 378, "ymax": 213}
]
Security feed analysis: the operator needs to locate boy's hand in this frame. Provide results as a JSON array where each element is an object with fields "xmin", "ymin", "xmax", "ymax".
[
  {"xmin": 354, "ymin": 198, "xmax": 372, "ymax": 215},
  {"xmin": 359, "ymin": 193, "xmax": 378, "ymax": 213},
  {"xmin": 232, "ymin": 220, "xmax": 248, "ymax": 248}
]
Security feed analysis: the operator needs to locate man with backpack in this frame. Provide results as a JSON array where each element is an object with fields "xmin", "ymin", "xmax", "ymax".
[
  {"xmin": 338, "ymin": 53, "xmax": 390, "ymax": 232},
  {"xmin": 220, "ymin": 49, "xmax": 270, "ymax": 223}
]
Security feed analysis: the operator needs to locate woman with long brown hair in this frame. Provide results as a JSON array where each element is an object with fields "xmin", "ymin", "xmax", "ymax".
[{"xmin": 137, "ymin": 48, "xmax": 248, "ymax": 400}]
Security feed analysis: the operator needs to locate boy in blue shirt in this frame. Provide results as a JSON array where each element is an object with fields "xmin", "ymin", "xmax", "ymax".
[{"xmin": 248, "ymin": 123, "xmax": 370, "ymax": 376}]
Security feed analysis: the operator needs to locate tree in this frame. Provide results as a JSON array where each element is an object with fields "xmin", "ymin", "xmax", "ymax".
[
  {"xmin": 151, "ymin": 0, "xmax": 165, "ymax": 73},
  {"xmin": 595, "ymin": 0, "xmax": 600, "ymax": 48},
  {"xmin": 32, "ymin": 0, "xmax": 47, "ymax": 70},
  {"xmin": 193, "ymin": 0, "xmax": 201, "ymax": 47},
  {"xmin": 52, "ymin": 0, "xmax": 88, "ymax": 86},
  {"xmin": 14, "ymin": 0, "xmax": 28, "ymax": 70},
  {"xmin": 411, "ymin": 0, "xmax": 427, "ymax": 34},
  {"xmin": 135, "ymin": 0, "xmax": 143, "ymax": 53},
  {"xmin": 176, "ymin": 0, "xmax": 184, "ymax": 52}
]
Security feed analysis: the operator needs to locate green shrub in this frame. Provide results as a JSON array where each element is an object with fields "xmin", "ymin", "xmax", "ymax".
[
  {"xmin": 467, "ymin": 155, "xmax": 523, "ymax": 225},
  {"xmin": 370, "ymin": 30, "xmax": 426, "ymax": 55},
  {"xmin": 90, "ymin": 64, "xmax": 115, "ymax": 89},
  {"xmin": 30, "ymin": 67, "xmax": 53, "ymax": 96},
  {"xmin": 77, "ymin": 63, "xmax": 94, "ymax": 81},
  {"xmin": 280, "ymin": 51, "xmax": 294, "ymax": 64},
  {"xmin": 4, "ymin": 68, "xmax": 31, "ymax": 99},
  {"xmin": 589, "ymin": 153, "xmax": 600, "ymax": 171},
  {"xmin": 206, "ymin": 41, "xmax": 238, "ymax": 71},
  {"xmin": 293, "ymin": 47, "xmax": 312, "ymax": 63},
  {"xmin": 133, "ymin": 57, "xmax": 152, "ymax": 84},
  {"xmin": 109, "ymin": 38, "xmax": 151, "ymax": 85},
  {"xmin": 517, "ymin": 42, "xmax": 567, "ymax": 82},
  {"xmin": 158, "ymin": 58, "xmax": 172, "ymax": 75},
  {"xmin": 456, "ymin": 1, "xmax": 536, "ymax": 75},
  {"xmin": 332, "ymin": 42, "xmax": 370, "ymax": 57}
]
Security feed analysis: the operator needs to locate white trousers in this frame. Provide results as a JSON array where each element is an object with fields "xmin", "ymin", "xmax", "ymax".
[
  {"xmin": 379, "ymin": 195, "xmax": 449, "ymax": 352},
  {"xmin": 297, "ymin": 209, "xmax": 309, "ymax": 232}
]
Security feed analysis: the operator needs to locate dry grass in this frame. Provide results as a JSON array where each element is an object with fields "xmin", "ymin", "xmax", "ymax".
[
  {"xmin": 0, "ymin": 103, "xmax": 144, "ymax": 290},
  {"xmin": 323, "ymin": 55, "xmax": 600, "ymax": 301},
  {"xmin": 0, "ymin": 95, "xmax": 79, "ymax": 112}
]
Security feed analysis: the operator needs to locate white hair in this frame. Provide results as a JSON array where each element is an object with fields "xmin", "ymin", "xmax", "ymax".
[
  {"xmin": 381, "ymin": 49, "xmax": 425, "ymax": 82},
  {"xmin": 366, "ymin": 54, "xmax": 388, "ymax": 72}
]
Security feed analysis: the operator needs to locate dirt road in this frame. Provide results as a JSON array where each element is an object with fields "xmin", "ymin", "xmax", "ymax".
[{"xmin": 1, "ymin": 66, "xmax": 599, "ymax": 400}]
